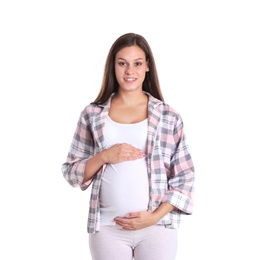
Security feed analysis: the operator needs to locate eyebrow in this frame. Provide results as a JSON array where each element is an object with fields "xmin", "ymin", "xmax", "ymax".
[{"xmin": 116, "ymin": 57, "xmax": 144, "ymax": 61}]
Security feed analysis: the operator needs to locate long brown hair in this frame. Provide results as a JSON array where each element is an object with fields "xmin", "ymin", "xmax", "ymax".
[{"xmin": 92, "ymin": 33, "xmax": 164, "ymax": 104}]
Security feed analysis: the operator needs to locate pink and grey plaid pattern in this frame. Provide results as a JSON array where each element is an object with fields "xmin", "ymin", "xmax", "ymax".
[{"xmin": 62, "ymin": 92, "xmax": 195, "ymax": 233}]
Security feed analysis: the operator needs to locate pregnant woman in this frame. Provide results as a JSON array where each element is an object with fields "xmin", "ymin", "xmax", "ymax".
[{"xmin": 62, "ymin": 32, "xmax": 195, "ymax": 260}]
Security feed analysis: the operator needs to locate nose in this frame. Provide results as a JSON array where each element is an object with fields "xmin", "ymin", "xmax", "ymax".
[{"xmin": 125, "ymin": 64, "xmax": 134, "ymax": 75}]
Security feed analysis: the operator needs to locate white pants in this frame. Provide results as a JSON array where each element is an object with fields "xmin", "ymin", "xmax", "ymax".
[{"xmin": 89, "ymin": 225, "xmax": 178, "ymax": 260}]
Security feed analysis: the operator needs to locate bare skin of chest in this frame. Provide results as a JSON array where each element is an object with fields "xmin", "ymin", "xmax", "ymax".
[{"xmin": 109, "ymin": 102, "xmax": 148, "ymax": 124}]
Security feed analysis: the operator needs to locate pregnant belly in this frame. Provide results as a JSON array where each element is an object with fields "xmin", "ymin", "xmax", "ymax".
[{"xmin": 100, "ymin": 159, "xmax": 149, "ymax": 218}]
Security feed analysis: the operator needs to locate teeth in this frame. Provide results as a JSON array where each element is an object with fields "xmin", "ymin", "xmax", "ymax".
[{"xmin": 125, "ymin": 78, "xmax": 135, "ymax": 81}]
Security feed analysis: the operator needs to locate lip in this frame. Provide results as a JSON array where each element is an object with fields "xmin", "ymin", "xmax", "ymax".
[{"xmin": 124, "ymin": 77, "xmax": 137, "ymax": 82}]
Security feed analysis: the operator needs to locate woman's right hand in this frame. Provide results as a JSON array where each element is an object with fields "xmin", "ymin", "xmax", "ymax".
[{"xmin": 101, "ymin": 143, "xmax": 145, "ymax": 164}]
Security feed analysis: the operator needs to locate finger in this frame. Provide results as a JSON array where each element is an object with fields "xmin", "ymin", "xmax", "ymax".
[
  {"xmin": 123, "ymin": 226, "xmax": 133, "ymax": 230},
  {"xmin": 127, "ymin": 149, "xmax": 145, "ymax": 159},
  {"xmin": 126, "ymin": 212, "xmax": 140, "ymax": 218},
  {"xmin": 123, "ymin": 153, "xmax": 141, "ymax": 161},
  {"xmin": 115, "ymin": 218, "xmax": 129, "ymax": 225}
]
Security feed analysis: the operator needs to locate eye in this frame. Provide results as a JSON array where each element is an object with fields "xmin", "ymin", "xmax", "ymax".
[
  {"xmin": 135, "ymin": 62, "xmax": 142, "ymax": 67},
  {"xmin": 118, "ymin": 62, "xmax": 127, "ymax": 66}
]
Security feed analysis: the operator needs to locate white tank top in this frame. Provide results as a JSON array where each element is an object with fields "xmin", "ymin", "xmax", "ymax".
[{"xmin": 100, "ymin": 116, "xmax": 149, "ymax": 225}]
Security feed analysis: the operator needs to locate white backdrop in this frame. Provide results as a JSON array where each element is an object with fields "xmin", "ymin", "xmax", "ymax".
[{"xmin": 1, "ymin": 1, "xmax": 264, "ymax": 259}]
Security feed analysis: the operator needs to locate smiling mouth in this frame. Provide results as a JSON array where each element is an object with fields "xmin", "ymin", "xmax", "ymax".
[{"xmin": 124, "ymin": 77, "xmax": 137, "ymax": 82}]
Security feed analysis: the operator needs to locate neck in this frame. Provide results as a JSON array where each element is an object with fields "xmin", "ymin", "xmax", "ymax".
[{"xmin": 113, "ymin": 91, "xmax": 147, "ymax": 106}]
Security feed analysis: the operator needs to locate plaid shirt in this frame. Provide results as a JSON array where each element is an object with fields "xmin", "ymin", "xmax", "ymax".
[{"xmin": 62, "ymin": 92, "xmax": 195, "ymax": 233}]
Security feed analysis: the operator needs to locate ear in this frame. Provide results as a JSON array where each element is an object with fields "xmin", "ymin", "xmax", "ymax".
[{"xmin": 146, "ymin": 60, "xmax": 150, "ymax": 72}]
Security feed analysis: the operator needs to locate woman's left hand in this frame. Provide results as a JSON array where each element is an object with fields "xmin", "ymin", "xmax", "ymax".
[{"xmin": 114, "ymin": 211, "xmax": 157, "ymax": 230}]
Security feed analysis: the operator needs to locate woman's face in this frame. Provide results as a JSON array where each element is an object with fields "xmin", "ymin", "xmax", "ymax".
[{"xmin": 114, "ymin": 46, "xmax": 149, "ymax": 93}]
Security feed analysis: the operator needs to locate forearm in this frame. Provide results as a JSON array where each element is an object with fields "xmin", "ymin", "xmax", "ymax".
[
  {"xmin": 152, "ymin": 202, "xmax": 175, "ymax": 223},
  {"xmin": 82, "ymin": 150, "xmax": 107, "ymax": 184},
  {"xmin": 114, "ymin": 202, "xmax": 176, "ymax": 230},
  {"xmin": 82, "ymin": 143, "xmax": 145, "ymax": 184}
]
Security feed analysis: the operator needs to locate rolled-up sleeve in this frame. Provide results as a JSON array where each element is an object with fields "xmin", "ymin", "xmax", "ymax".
[
  {"xmin": 163, "ymin": 115, "xmax": 195, "ymax": 214},
  {"xmin": 61, "ymin": 112, "xmax": 95, "ymax": 190}
]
